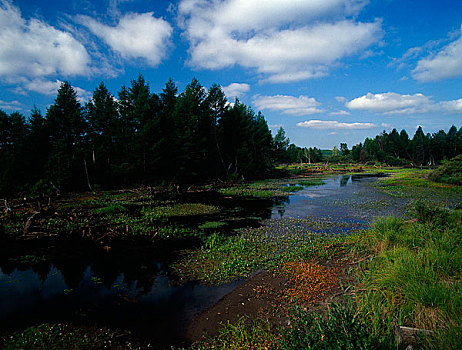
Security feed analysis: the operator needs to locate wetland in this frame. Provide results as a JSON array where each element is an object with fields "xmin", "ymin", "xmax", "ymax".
[{"xmin": 1, "ymin": 168, "xmax": 462, "ymax": 349}]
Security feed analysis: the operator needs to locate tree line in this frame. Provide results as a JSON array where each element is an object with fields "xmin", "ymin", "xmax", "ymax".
[
  {"xmin": 0, "ymin": 77, "xmax": 275, "ymax": 196},
  {"xmin": 346, "ymin": 126, "xmax": 462, "ymax": 166},
  {"xmin": 272, "ymin": 125, "xmax": 462, "ymax": 167},
  {"xmin": 2, "ymin": 75, "xmax": 462, "ymax": 196}
]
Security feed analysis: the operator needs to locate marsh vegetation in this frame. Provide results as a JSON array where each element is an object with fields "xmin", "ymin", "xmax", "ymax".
[{"xmin": 1, "ymin": 165, "xmax": 462, "ymax": 349}]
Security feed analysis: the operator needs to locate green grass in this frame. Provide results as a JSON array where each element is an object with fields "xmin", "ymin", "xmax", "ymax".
[
  {"xmin": 429, "ymin": 155, "xmax": 462, "ymax": 185},
  {"xmin": 356, "ymin": 206, "xmax": 462, "ymax": 348},
  {"xmin": 281, "ymin": 304, "xmax": 378, "ymax": 350}
]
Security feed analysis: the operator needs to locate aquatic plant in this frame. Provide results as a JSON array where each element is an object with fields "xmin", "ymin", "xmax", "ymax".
[
  {"xmin": 146, "ymin": 203, "xmax": 220, "ymax": 218},
  {"xmin": 284, "ymin": 185, "xmax": 304, "ymax": 192},
  {"xmin": 198, "ymin": 221, "xmax": 227, "ymax": 230}
]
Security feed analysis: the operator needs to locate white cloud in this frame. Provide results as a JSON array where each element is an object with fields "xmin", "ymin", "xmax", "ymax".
[
  {"xmin": 0, "ymin": 1, "xmax": 90, "ymax": 79},
  {"xmin": 0, "ymin": 99, "xmax": 23, "ymax": 111},
  {"xmin": 346, "ymin": 92, "xmax": 462, "ymax": 114},
  {"xmin": 253, "ymin": 95, "xmax": 322, "ymax": 115},
  {"xmin": 412, "ymin": 26, "xmax": 462, "ymax": 82},
  {"xmin": 335, "ymin": 96, "xmax": 348, "ymax": 103},
  {"xmin": 346, "ymin": 92, "xmax": 430, "ymax": 114},
  {"xmin": 222, "ymin": 83, "xmax": 250, "ymax": 99},
  {"xmin": 297, "ymin": 120, "xmax": 377, "ymax": 130},
  {"xmin": 329, "ymin": 110, "xmax": 351, "ymax": 116},
  {"xmin": 77, "ymin": 12, "xmax": 172, "ymax": 66},
  {"xmin": 440, "ymin": 99, "xmax": 462, "ymax": 113},
  {"xmin": 178, "ymin": 0, "xmax": 382, "ymax": 83},
  {"xmin": 19, "ymin": 78, "xmax": 91, "ymax": 102},
  {"xmin": 269, "ymin": 124, "xmax": 284, "ymax": 129}
]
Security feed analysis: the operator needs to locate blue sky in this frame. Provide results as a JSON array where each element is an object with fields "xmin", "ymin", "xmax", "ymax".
[{"xmin": 0, "ymin": 0, "xmax": 461, "ymax": 149}]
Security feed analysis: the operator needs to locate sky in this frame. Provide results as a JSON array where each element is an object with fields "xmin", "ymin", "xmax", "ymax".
[{"xmin": 0, "ymin": 0, "xmax": 461, "ymax": 149}]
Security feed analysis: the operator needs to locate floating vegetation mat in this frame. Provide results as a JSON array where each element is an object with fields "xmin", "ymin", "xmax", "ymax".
[
  {"xmin": 173, "ymin": 217, "xmax": 358, "ymax": 285},
  {"xmin": 144, "ymin": 203, "xmax": 220, "ymax": 218}
]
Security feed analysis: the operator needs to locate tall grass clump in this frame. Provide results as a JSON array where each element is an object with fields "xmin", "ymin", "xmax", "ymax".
[
  {"xmin": 281, "ymin": 304, "xmax": 378, "ymax": 350},
  {"xmin": 357, "ymin": 203, "xmax": 462, "ymax": 348}
]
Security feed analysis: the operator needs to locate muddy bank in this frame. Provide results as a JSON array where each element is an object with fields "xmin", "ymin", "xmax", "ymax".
[{"xmin": 186, "ymin": 270, "xmax": 288, "ymax": 342}]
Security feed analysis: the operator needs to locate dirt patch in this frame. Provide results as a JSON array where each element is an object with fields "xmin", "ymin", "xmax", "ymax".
[{"xmin": 186, "ymin": 270, "xmax": 289, "ymax": 342}]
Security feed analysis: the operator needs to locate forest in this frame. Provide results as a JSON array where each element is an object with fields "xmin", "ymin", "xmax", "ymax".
[{"xmin": 1, "ymin": 76, "xmax": 462, "ymax": 197}]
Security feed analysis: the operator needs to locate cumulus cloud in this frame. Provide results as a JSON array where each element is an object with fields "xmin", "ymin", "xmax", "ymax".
[
  {"xmin": 412, "ymin": 26, "xmax": 462, "ymax": 82},
  {"xmin": 346, "ymin": 92, "xmax": 462, "ymax": 114},
  {"xmin": 253, "ymin": 95, "xmax": 322, "ymax": 115},
  {"xmin": 0, "ymin": 1, "xmax": 90, "ymax": 79},
  {"xmin": 178, "ymin": 0, "xmax": 382, "ymax": 83},
  {"xmin": 297, "ymin": 120, "xmax": 377, "ymax": 130},
  {"xmin": 222, "ymin": 83, "xmax": 250, "ymax": 99},
  {"xmin": 77, "ymin": 12, "xmax": 172, "ymax": 66},
  {"xmin": 346, "ymin": 92, "xmax": 430, "ymax": 114}
]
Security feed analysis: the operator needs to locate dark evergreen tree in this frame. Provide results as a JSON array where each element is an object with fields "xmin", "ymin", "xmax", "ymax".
[
  {"xmin": 45, "ymin": 81, "xmax": 87, "ymax": 190},
  {"xmin": 0, "ymin": 110, "xmax": 28, "ymax": 194},
  {"xmin": 85, "ymin": 82, "xmax": 119, "ymax": 187},
  {"xmin": 273, "ymin": 127, "xmax": 290, "ymax": 163}
]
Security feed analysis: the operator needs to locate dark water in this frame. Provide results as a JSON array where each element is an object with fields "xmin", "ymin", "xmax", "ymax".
[{"xmin": 0, "ymin": 174, "xmax": 409, "ymax": 347}]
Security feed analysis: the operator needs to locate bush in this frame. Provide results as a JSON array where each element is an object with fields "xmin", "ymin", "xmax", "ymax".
[{"xmin": 429, "ymin": 154, "xmax": 462, "ymax": 185}]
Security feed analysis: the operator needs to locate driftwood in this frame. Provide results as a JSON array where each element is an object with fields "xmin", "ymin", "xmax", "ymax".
[
  {"xmin": 2, "ymin": 199, "xmax": 11, "ymax": 215},
  {"xmin": 23, "ymin": 211, "xmax": 40, "ymax": 234},
  {"xmin": 395, "ymin": 325, "xmax": 433, "ymax": 346},
  {"xmin": 18, "ymin": 232, "xmax": 58, "ymax": 240}
]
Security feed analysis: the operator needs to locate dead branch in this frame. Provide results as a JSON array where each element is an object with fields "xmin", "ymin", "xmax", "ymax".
[
  {"xmin": 331, "ymin": 286, "xmax": 351, "ymax": 299},
  {"xmin": 23, "ymin": 211, "xmax": 40, "ymax": 234}
]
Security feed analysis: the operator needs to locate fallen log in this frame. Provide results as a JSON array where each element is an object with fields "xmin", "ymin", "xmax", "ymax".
[{"xmin": 395, "ymin": 325, "xmax": 433, "ymax": 346}]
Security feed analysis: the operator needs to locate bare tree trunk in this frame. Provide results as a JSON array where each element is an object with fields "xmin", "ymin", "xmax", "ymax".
[{"xmin": 84, "ymin": 159, "xmax": 92, "ymax": 191}]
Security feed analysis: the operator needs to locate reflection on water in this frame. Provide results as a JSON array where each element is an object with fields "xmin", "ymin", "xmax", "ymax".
[
  {"xmin": 0, "ymin": 245, "xmax": 241, "ymax": 347},
  {"xmin": 0, "ymin": 174, "xmax": 406, "ymax": 346},
  {"xmin": 271, "ymin": 174, "xmax": 404, "ymax": 226}
]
